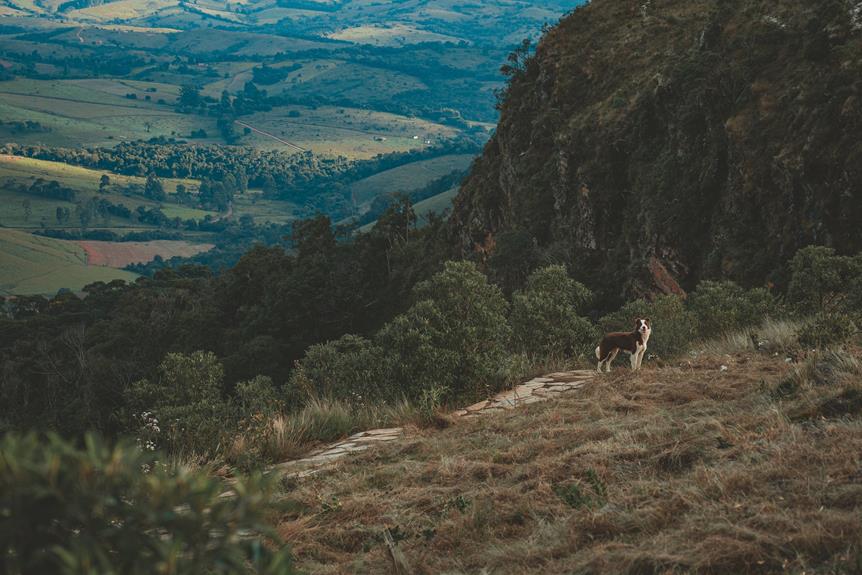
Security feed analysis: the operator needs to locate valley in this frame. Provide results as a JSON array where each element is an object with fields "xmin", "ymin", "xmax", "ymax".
[{"xmin": 0, "ymin": 0, "xmax": 584, "ymax": 294}]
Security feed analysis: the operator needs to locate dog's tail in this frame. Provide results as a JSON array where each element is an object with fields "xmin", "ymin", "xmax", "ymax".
[{"xmin": 595, "ymin": 345, "xmax": 601, "ymax": 359}]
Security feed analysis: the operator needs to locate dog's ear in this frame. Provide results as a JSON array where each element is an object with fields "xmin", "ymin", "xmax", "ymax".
[{"xmin": 644, "ymin": 318, "xmax": 651, "ymax": 326}]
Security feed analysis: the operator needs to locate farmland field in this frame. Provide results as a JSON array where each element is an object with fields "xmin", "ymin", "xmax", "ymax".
[
  {"xmin": 78, "ymin": 239, "xmax": 213, "ymax": 267},
  {"xmin": 238, "ymin": 106, "xmax": 459, "ymax": 158},
  {"xmin": 0, "ymin": 80, "xmax": 220, "ymax": 147},
  {"xmin": 0, "ymin": 155, "xmax": 197, "ymax": 194},
  {"xmin": 0, "ymin": 228, "xmax": 139, "ymax": 295},
  {"xmin": 349, "ymin": 154, "xmax": 474, "ymax": 209}
]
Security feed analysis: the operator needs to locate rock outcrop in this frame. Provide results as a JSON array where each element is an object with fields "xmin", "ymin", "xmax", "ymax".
[{"xmin": 451, "ymin": 0, "xmax": 862, "ymax": 303}]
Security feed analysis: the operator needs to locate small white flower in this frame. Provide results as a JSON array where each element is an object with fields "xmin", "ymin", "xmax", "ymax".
[{"xmin": 720, "ymin": 365, "xmax": 728, "ymax": 372}]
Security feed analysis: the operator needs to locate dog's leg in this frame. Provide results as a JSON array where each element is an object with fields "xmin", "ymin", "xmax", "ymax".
[
  {"xmin": 630, "ymin": 352, "xmax": 638, "ymax": 370},
  {"xmin": 636, "ymin": 348, "xmax": 646, "ymax": 370},
  {"xmin": 606, "ymin": 349, "xmax": 618, "ymax": 372}
]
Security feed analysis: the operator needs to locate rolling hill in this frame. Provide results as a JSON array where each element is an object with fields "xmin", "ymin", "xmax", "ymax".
[{"xmin": 0, "ymin": 228, "xmax": 138, "ymax": 295}]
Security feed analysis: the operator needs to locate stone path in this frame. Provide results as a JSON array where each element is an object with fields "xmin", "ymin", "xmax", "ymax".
[{"xmin": 272, "ymin": 370, "xmax": 596, "ymax": 479}]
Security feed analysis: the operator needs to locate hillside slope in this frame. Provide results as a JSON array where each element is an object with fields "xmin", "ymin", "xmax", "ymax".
[
  {"xmin": 451, "ymin": 0, "xmax": 862, "ymax": 302},
  {"xmin": 0, "ymin": 229, "xmax": 138, "ymax": 295},
  {"xmin": 278, "ymin": 349, "xmax": 862, "ymax": 573}
]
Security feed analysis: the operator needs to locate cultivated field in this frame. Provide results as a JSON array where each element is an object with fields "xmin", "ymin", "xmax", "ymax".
[
  {"xmin": 0, "ymin": 155, "xmax": 197, "ymax": 194},
  {"xmin": 238, "ymin": 106, "xmax": 458, "ymax": 159},
  {"xmin": 78, "ymin": 239, "xmax": 213, "ymax": 267},
  {"xmin": 0, "ymin": 229, "xmax": 138, "ymax": 295},
  {"xmin": 0, "ymin": 155, "xmax": 212, "ymax": 229},
  {"xmin": 0, "ymin": 79, "xmax": 220, "ymax": 147},
  {"xmin": 349, "ymin": 154, "xmax": 473, "ymax": 209}
]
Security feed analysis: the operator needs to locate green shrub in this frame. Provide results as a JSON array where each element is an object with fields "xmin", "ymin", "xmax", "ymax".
[
  {"xmin": 797, "ymin": 313, "xmax": 858, "ymax": 349},
  {"xmin": 125, "ymin": 351, "xmax": 232, "ymax": 457},
  {"xmin": 375, "ymin": 301, "xmax": 460, "ymax": 404},
  {"xmin": 787, "ymin": 246, "xmax": 862, "ymax": 315},
  {"xmin": 232, "ymin": 376, "xmax": 286, "ymax": 470},
  {"xmin": 510, "ymin": 265, "xmax": 597, "ymax": 360},
  {"xmin": 287, "ymin": 334, "xmax": 391, "ymax": 405},
  {"xmin": 600, "ymin": 295, "xmax": 696, "ymax": 359},
  {"xmin": 406, "ymin": 260, "xmax": 512, "ymax": 402},
  {"xmin": 236, "ymin": 375, "xmax": 284, "ymax": 420},
  {"xmin": 687, "ymin": 280, "xmax": 779, "ymax": 335},
  {"xmin": 0, "ymin": 433, "xmax": 296, "ymax": 575}
]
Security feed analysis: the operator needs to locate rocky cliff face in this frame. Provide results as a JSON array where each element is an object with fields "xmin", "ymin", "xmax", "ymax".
[{"xmin": 451, "ymin": 0, "xmax": 862, "ymax": 303}]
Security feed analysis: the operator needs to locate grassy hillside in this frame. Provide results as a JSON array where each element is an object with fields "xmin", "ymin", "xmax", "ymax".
[
  {"xmin": 0, "ymin": 154, "xmax": 213, "ymax": 229},
  {"xmin": 0, "ymin": 154, "xmax": 196, "ymax": 194},
  {"xmin": 0, "ymin": 228, "xmax": 138, "ymax": 295},
  {"xmin": 279, "ymin": 348, "xmax": 862, "ymax": 573},
  {"xmin": 349, "ymin": 154, "xmax": 473, "ymax": 209}
]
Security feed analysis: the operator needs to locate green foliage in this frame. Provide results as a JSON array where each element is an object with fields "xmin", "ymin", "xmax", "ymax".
[
  {"xmin": 787, "ymin": 246, "xmax": 862, "ymax": 316},
  {"xmin": 0, "ymin": 433, "xmax": 296, "ymax": 575},
  {"xmin": 600, "ymin": 295, "xmax": 696, "ymax": 359},
  {"xmin": 287, "ymin": 335, "xmax": 392, "ymax": 405},
  {"xmin": 554, "ymin": 469, "xmax": 607, "ymax": 510},
  {"xmin": 376, "ymin": 300, "xmax": 462, "ymax": 402},
  {"xmin": 797, "ymin": 313, "xmax": 858, "ymax": 349},
  {"xmin": 291, "ymin": 261, "xmax": 512, "ymax": 408},
  {"xmin": 125, "ymin": 351, "xmax": 231, "ymax": 456},
  {"xmin": 687, "ymin": 280, "xmax": 779, "ymax": 335},
  {"xmin": 236, "ymin": 375, "xmax": 284, "ymax": 419},
  {"xmin": 409, "ymin": 260, "xmax": 512, "ymax": 401},
  {"xmin": 232, "ymin": 376, "xmax": 286, "ymax": 470},
  {"xmin": 510, "ymin": 265, "xmax": 597, "ymax": 359}
]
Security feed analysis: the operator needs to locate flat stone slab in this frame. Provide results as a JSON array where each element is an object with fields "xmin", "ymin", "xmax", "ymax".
[
  {"xmin": 271, "ymin": 371, "xmax": 594, "ymax": 479},
  {"xmin": 518, "ymin": 395, "xmax": 548, "ymax": 405},
  {"xmin": 465, "ymin": 400, "xmax": 490, "ymax": 412},
  {"xmin": 355, "ymin": 435, "xmax": 399, "ymax": 442},
  {"xmin": 365, "ymin": 427, "xmax": 403, "ymax": 436}
]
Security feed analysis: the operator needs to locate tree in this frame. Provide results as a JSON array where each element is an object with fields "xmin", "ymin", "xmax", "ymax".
[
  {"xmin": 179, "ymin": 84, "xmax": 201, "ymax": 107},
  {"xmin": 99, "ymin": 174, "xmax": 110, "ymax": 192},
  {"xmin": 383, "ymin": 261, "xmax": 512, "ymax": 402},
  {"xmin": 144, "ymin": 173, "xmax": 166, "ymax": 201},
  {"xmin": 510, "ymin": 265, "xmax": 597, "ymax": 359},
  {"xmin": 125, "ymin": 351, "xmax": 229, "ymax": 455}
]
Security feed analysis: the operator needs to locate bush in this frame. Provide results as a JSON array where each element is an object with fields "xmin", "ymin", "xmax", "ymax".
[
  {"xmin": 797, "ymin": 313, "xmax": 858, "ymax": 349},
  {"xmin": 287, "ymin": 335, "xmax": 392, "ymax": 405},
  {"xmin": 510, "ymin": 265, "xmax": 597, "ymax": 360},
  {"xmin": 407, "ymin": 261, "xmax": 512, "ymax": 402},
  {"xmin": 125, "ymin": 351, "xmax": 231, "ymax": 457},
  {"xmin": 232, "ymin": 376, "xmax": 286, "ymax": 469},
  {"xmin": 787, "ymin": 246, "xmax": 862, "ymax": 315},
  {"xmin": 0, "ymin": 433, "xmax": 296, "ymax": 575},
  {"xmin": 376, "ymin": 300, "xmax": 462, "ymax": 405},
  {"xmin": 600, "ymin": 295, "xmax": 696, "ymax": 359},
  {"xmin": 687, "ymin": 280, "xmax": 779, "ymax": 335}
]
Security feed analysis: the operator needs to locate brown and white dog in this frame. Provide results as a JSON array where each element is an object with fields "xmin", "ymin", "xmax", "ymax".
[{"xmin": 595, "ymin": 318, "xmax": 651, "ymax": 373}]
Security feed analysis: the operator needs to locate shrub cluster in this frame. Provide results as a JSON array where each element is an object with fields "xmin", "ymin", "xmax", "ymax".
[
  {"xmin": 0, "ymin": 433, "xmax": 296, "ymax": 575},
  {"xmin": 290, "ymin": 261, "xmax": 514, "ymax": 410}
]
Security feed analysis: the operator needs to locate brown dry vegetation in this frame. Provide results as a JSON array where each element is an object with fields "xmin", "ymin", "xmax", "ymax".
[{"xmin": 276, "ymin": 349, "xmax": 862, "ymax": 574}]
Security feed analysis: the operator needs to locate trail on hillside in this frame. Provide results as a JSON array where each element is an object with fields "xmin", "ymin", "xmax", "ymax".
[{"xmin": 234, "ymin": 121, "xmax": 307, "ymax": 152}]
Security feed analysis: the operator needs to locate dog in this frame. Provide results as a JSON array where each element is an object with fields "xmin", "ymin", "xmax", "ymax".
[{"xmin": 595, "ymin": 318, "xmax": 651, "ymax": 373}]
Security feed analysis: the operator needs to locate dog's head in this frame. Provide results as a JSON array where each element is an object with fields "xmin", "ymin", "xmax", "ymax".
[{"xmin": 634, "ymin": 318, "xmax": 651, "ymax": 336}]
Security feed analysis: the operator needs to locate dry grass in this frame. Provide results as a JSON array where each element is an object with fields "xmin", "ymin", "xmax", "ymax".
[
  {"xmin": 226, "ymin": 398, "xmax": 434, "ymax": 466},
  {"xmin": 275, "ymin": 350, "xmax": 862, "ymax": 574},
  {"xmin": 697, "ymin": 318, "xmax": 802, "ymax": 356}
]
